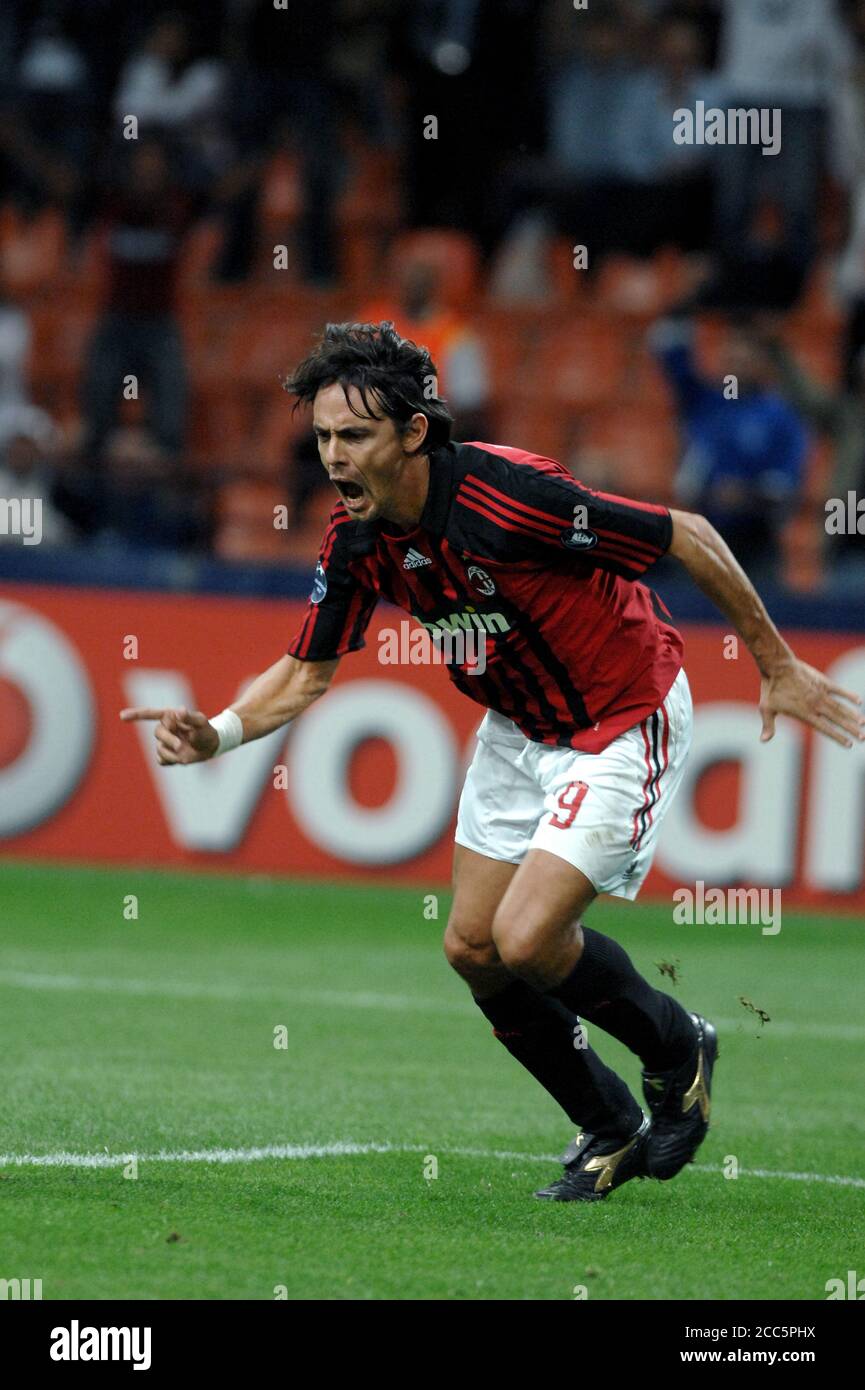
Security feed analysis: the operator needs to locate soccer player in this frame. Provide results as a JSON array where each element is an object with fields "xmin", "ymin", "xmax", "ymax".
[{"xmin": 121, "ymin": 323, "xmax": 864, "ymax": 1202}]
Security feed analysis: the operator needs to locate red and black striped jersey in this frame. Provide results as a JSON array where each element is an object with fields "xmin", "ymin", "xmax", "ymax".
[{"xmin": 287, "ymin": 441, "xmax": 684, "ymax": 752}]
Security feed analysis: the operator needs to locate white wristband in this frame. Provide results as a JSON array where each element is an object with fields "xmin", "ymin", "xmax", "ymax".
[{"xmin": 209, "ymin": 708, "xmax": 244, "ymax": 755}]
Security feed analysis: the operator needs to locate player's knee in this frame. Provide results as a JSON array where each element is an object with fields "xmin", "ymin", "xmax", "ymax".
[
  {"xmin": 443, "ymin": 920, "xmax": 498, "ymax": 979},
  {"xmin": 490, "ymin": 909, "xmax": 543, "ymax": 974}
]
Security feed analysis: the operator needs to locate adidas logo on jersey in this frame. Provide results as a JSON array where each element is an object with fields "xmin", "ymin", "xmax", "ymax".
[{"xmin": 403, "ymin": 547, "xmax": 432, "ymax": 569}]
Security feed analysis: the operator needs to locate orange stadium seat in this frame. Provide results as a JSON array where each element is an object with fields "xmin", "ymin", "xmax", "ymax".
[
  {"xmin": 186, "ymin": 313, "xmax": 248, "ymax": 399},
  {"xmin": 257, "ymin": 139, "xmax": 402, "ymax": 290},
  {"xmin": 594, "ymin": 250, "xmax": 689, "ymax": 322},
  {"xmin": 339, "ymin": 163, "xmax": 400, "ymax": 229},
  {"xmin": 780, "ymin": 437, "xmax": 831, "ymax": 590},
  {"xmin": 222, "ymin": 312, "xmax": 318, "ymax": 390},
  {"xmin": 389, "ymin": 229, "xmax": 481, "ymax": 310},
  {"xmin": 337, "ymin": 142, "xmax": 402, "ymax": 235},
  {"xmin": 619, "ymin": 338, "xmax": 676, "ymax": 411},
  {"xmin": 177, "ymin": 219, "xmax": 225, "ymax": 288},
  {"xmin": 801, "ymin": 438, "xmax": 832, "ymax": 505},
  {"xmin": 779, "ymin": 321, "xmax": 841, "ymax": 388},
  {"xmin": 249, "ymin": 394, "xmax": 309, "ymax": 477},
  {"xmin": 473, "ymin": 308, "xmax": 531, "ymax": 402},
  {"xmin": 260, "ymin": 150, "xmax": 302, "ymax": 235},
  {"xmin": 29, "ymin": 299, "xmax": 96, "ymax": 387},
  {"xmin": 179, "ymin": 281, "xmax": 247, "ymax": 326},
  {"xmin": 184, "ymin": 289, "xmax": 355, "ymax": 466},
  {"xmin": 340, "ymin": 146, "xmax": 406, "ymax": 284},
  {"xmin": 56, "ymin": 226, "xmax": 107, "ymax": 297},
  {"xmin": 247, "ymin": 151, "xmax": 304, "ymax": 283},
  {"xmin": 188, "ymin": 389, "xmax": 253, "ymax": 467},
  {"xmin": 213, "ymin": 479, "xmax": 293, "ymax": 561},
  {"xmin": 490, "ymin": 400, "xmax": 570, "ymax": 464},
  {"xmin": 781, "ymin": 509, "xmax": 824, "ymax": 591},
  {"xmin": 0, "ymin": 205, "xmax": 66, "ymax": 293},
  {"xmin": 547, "ymin": 236, "xmax": 591, "ymax": 307},
  {"xmin": 532, "ymin": 319, "xmax": 627, "ymax": 410},
  {"xmin": 578, "ymin": 406, "xmax": 678, "ymax": 502},
  {"xmin": 243, "ymin": 282, "xmax": 353, "ymax": 324}
]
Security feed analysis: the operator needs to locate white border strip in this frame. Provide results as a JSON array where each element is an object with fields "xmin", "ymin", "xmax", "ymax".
[{"xmin": 0, "ymin": 1140, "xmax": 862, "ymax": 1188}]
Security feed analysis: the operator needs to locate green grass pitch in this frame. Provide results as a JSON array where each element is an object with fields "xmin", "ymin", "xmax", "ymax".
[{"xmin": 1, "ymin": 860, "xmax": 863, "ymax": 1301}]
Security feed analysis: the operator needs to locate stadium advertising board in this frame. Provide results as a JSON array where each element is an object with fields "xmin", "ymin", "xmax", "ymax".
[{"xmin": 1, "ymin": 585, "xmax": 863, "ymax": 910}]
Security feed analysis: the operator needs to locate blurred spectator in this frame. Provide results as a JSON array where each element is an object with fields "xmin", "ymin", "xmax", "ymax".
[
  {"xmin": 0, "ymin": 292, "xmax": 31, "ymax": 407},
  {"xmin": 16, "ymin": 6, "xmax": 94, "ymax": 159},
  {"xmin": 834, "ymin": 0, "xmax": 865, "ymax": 382},
  {"xmin": 628, "ymin": 13, "xmax": 725, "ymax": 251},
  {"xmin": 214, "ymin": 0, "xmax": 342, "ymax": 286},
  {"xmin": 0, "ymin": 402, "xmax": 70, "ymax": 546},
  {"xmin": 330, "ymin": 0, "xmax": 402, "ymax": 147},
  {"xmin": 762, "ymin": 324, "xmax": 865, "ymax": 575},
  {"xmin": 97, "ymin": 425, "xmax": 209, "ymax": 550},
  {"xmin": 55, "ymin": 425, "xmax": 210, "ymax": 550},
  {"xmin": 395, "ymin": 0, "xmax": 543, "ymax": 253},
  {"xmin": 493, "ymin": 8, "xmax": 648, "ymax": 290},
  {"xmin": 494, "ymin": 6, "xmax": 722, "ymax": 290},
  {"xmin": 705, "ymin": 0, "xmax": 852, "ymax": 310},
  {"xmin": 0, "ymin": 5, "xmax": 93, "ymax": 225},
  {"xmin": 112, "ymin": 10, "xmax": 228, "ymax": 194},
  {"xmin": 648, "ymin": 0, "xmax": 723, "ymax": 68},
  {"xmin": 80, "ymin": 137, "xmax": 194, "ymax": 461},
  {"xmin": 545, "ymin": 10, "xmax": 654, "ymax": 186},
  {"xmin": 650, "ymin": 313, "xmax": 808, "ymax": 575}
]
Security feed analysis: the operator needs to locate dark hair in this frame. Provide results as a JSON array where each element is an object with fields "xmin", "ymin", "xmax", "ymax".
[{"xmin": 283, "ymin": 321, "xmax": 454, "ymax": 454}]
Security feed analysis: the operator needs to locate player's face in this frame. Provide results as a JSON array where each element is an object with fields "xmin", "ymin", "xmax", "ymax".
[{"xmin": 313, "ymin": 382, "xmax": 425, "ymax": 522}]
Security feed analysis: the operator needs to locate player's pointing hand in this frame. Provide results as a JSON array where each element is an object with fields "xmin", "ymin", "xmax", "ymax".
[
  {"xmin": 119, "ymin": 705, "xmax": 220, "ymax": 765},
  {"xmin": 759, "ymin": 661, "xmax": 865, "ymax": 748}
]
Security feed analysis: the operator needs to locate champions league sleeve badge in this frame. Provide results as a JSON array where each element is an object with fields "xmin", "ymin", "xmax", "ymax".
[{"xmin": 310, "ymin": 561, "xmax": 328, "ymax": 604}]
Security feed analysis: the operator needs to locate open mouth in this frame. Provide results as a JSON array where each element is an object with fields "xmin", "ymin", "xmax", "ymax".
[{"xmin": 332, "ymin": 478, "xmax": 367, "ymax": 507}]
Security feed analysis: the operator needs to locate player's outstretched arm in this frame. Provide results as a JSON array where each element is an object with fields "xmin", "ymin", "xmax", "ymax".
[
  {"xmin": 668, "ymin": 509, "xmax": 865, "ymax": 749},
  {"xmin": 120, "ymin": 655, "xmax": 339, "ymax": 766}
]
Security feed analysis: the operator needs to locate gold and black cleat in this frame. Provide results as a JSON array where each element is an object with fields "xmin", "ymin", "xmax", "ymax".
[
  {"xmin": 535, "ymin": 1113, "xmax": 651, "ymax": 1202},
  {"xmin": 641, "ymin": 1013, "xmax": 718, "ymax": 1180}
]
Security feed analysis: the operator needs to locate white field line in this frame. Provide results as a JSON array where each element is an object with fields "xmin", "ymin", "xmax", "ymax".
[
  {"xmin": 0, "ymin": 1140, "xmax": 862, "ymax": 1190},
  {"xmin": 0, "ymin": 970, "xmax": 467, "ymax": 1015},
  {"xmin": 0, "ymin": 968, "xmax": 863, "ymax": 1040}
]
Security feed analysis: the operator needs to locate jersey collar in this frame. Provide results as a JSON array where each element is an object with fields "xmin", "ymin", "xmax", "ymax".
[
  {"xmin": 343, "ymin": 442, "xmax": 458, "ymax": 556},
  {"xmin": 417, "ymin": 441, "xmax": 456, "ymax": 539}
]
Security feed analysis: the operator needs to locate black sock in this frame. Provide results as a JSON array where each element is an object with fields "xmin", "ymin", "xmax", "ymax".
[
  {"xmin": 547, "ymin": 925, "xmax": 696, "ymax": 1072},
  {"xmin": 475, "ymin": 979, "xmax": 642, "ymax": 1138}
]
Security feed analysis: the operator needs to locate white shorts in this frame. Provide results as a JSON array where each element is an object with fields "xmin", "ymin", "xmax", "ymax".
[{"xmin": 455, "ymin": 667, "xmax": 692, "ymax": 900}]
